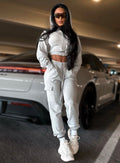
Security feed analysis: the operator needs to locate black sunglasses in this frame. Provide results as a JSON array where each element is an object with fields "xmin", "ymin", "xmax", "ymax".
[{"xmin": 54, "ymin": 12, "xmax": 66, "ymax": 19}]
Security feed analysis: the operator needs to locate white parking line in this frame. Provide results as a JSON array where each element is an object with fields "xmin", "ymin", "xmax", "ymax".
[{"xmin": 94, "ymin": 123, "xmax": 120, "ymax": 163}]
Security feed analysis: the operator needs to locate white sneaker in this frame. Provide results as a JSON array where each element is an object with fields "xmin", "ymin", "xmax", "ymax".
[
  {"xmin": 58, "ymin": 139, "xmax": 74, "ymax": 162},
  {"xmin": 68, "ymin": 129, "xmax": 80, "ymax": 155}
]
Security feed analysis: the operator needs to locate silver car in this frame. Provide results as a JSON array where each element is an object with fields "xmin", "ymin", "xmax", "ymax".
[{"xmin": 0, "ymin": 52, "xmax": 119, "ymax": 128}]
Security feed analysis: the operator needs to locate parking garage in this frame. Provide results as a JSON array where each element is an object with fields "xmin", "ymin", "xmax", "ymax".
[{"xmin": 0, "ymin": 0, "xmax": 120, "ymax": 163}]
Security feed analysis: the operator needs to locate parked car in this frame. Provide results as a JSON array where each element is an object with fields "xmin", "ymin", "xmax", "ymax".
[
  {"xmin": 0, "ymin": 52, "xmax": 119, "ymax": 129},
  {"xmin": 115, "ymin": 71, "xmax": 120, "ymax": 101}
]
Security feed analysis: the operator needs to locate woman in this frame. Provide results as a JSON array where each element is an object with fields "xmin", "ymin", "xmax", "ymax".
[{"xmin": 36, "ymin": 3, "xmax": 82, "ymax": 162}]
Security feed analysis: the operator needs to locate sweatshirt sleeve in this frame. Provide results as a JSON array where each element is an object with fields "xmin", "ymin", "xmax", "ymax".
[
  {"xmin": 73, "ymin": 37, "xmax": 82, "ymax": 73},
  {"xmin": 36, "ymin": 32, "xmax": 55, "ymax": 71}
]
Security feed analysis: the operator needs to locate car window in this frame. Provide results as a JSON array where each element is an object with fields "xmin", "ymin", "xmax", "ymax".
[
  {"xmin": 82, "ymin": 54, "xmax": 106, "ymax": 72},
  {"xmin": 93, "ymin": 56, "xmax": 106, "ymax": 72},
  {"xmin": 82, "ymin": 54, "xmax": 99, "ymax": 71},
  {"xmin": 89, "ymin": 55, "xmax": 100, "ymax": 71}
]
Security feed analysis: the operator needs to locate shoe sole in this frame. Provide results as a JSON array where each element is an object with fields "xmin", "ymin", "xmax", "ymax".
[{"xmin": 58, "ymin": 148, "xmax": 74, "ymax": 162}]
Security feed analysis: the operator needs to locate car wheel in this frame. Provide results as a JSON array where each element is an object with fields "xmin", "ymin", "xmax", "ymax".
[{"xmin": 79, "ymin": 85, "xmax": 96, "ymax": 129}]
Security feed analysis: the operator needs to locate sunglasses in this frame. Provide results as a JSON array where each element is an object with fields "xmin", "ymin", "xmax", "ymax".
[{"xmin": 54, "ymin": 12, "xmax": 66, "ymax": 19}]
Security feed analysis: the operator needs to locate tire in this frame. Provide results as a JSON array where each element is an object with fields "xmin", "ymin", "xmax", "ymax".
[{"xmin": 79, "ymin": 85, "xmax": 96, "ymax": 129}]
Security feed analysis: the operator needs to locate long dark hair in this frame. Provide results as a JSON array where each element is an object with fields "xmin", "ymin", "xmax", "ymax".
[{"xmin": 40, "ymin": 3, "xmax": 79, "ymax": 70}]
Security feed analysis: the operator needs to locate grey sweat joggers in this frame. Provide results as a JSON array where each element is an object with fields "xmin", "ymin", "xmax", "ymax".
[{"xmin": 46, "ymin": 78, "xmax": 80, "ymax": 138}]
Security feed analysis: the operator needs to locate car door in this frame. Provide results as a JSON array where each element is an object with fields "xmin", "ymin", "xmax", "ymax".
[
  {"xmin": 92, "ymin": 56, "xmax": 114, "ymax": 104},
  {"xmin": 88, "ymin": 55, "xmax": 111, "ymax": 105},
  {"xmin": 82, "ymin": 54, "xmax": 107, "ymax": 105}
]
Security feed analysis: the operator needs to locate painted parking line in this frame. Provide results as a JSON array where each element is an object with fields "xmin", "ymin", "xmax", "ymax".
[{"xmin": 94, "ymin": 123, "xmax": 120, "ymax": 163}]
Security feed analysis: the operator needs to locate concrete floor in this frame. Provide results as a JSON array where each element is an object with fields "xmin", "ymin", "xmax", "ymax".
[{"xmin": 0, "ymin": 101, "xmax": 120, "ymax": 163}]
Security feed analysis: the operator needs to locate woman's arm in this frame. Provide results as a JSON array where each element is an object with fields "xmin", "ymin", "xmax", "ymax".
[{"xmin": 36, "ymin": 32, "xmax": 55, "ymax": 71}]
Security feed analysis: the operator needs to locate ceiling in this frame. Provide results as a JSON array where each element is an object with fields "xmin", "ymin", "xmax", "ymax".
[{"xmin": 0, "ymin": 0, "xmax": 120, "ymax": 70}]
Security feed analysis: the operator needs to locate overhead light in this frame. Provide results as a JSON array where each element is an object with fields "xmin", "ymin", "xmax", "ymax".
[
  {"xmin": 92, "ymin": 0, "xmax": 101, "ymax": 2},
  {"xmin": 117, "ymin": 44, "xmax": 120, "ymax": 48}
]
